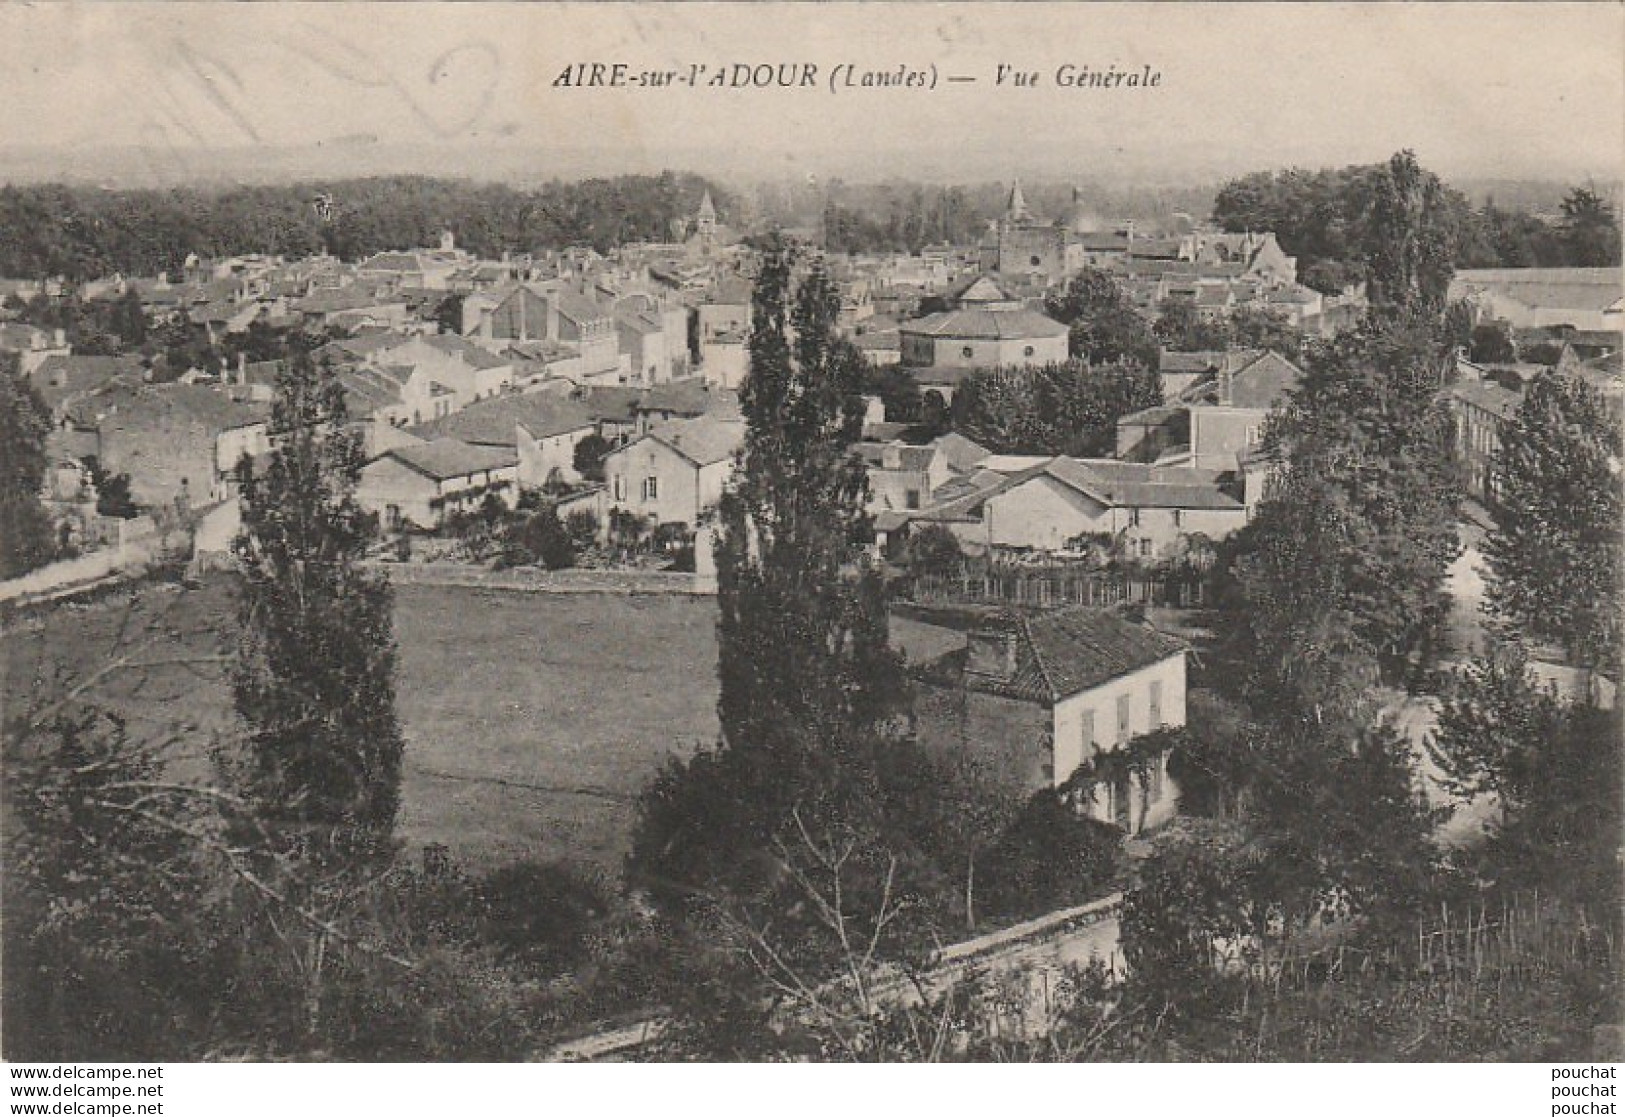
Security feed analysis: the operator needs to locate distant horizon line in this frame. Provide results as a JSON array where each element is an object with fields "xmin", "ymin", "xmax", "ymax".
[
  {"xmin": 3, "ymin": 157, "xmax": 1612, "ymax": 196},
  {"xmin": 0, "ymin": 140, "xmax": 1616, "ymax": 193}
]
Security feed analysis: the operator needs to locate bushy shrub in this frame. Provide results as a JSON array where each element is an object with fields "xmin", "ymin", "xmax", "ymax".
[
  {"xmin": 904, "ymin": 523, "xmax": 962, "ymax": 576},
  {"xmin": 497, "ymin": 505, "xmax": 575, "ymax": 570},
  {"xmin": 1118, "ymin": 818, "xmax": 1262, "ymax": 1016},
  {"xmin": 471, "ymin": 861, "xmax": 611, "ymax": 975},
  {"xmin": 974, "ymin": 789, "xmax": 1121, "ymax": 920},
  {"xmin": 564, "ymin": 508, "xmax": 599, "ymax": 552}
]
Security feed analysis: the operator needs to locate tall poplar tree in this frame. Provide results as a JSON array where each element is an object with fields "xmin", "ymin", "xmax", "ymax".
[
  {"xmin": 0, "ymin": 356, "xmax": 55, "ymax": 579},
  {"xmin": 629, "ymin": 239, "xmax": 911, "ymax": 905},
  {"xmin": 1483, "ymin": 369, "xmax": 1622, "ymax": 676},
  {"xmin": 1364, "ymin": 150, "xmax": 1458, "ymax": 320},
  {"xmin": 1229, "ymin": 318, "xmax": 1460, "ymax": 715},
  {"xmin": 230, "ymin": 348, "xmax": 404, "ymax": 862}
]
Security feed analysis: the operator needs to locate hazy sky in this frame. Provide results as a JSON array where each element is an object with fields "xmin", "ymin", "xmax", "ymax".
[{"xmin": 1, "ymin": 3, "xmax": 1620, "ymax": 185}]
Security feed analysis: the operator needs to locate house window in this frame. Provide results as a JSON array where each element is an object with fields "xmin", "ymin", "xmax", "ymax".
[
  {"xmin": 1111, "ymin": 772, "xmax": 1132, "ymax": 829},
  {"xmin": 905, "ymin": 489, "xmax": 921, "ymax": 510},
  {"xmin": 961, "ymin": 346, "xmax": 974, "ymax": 359},
  {"xmin": 1149, "ymin": 680, "xmax": 1163, "ymax": 727},
  {"xmin": 1080, "ymin": 709, "xmax": 1095, "ymax": 754},
  {"xmin": 1140, "ymin": 538, "xmax": 1154, "ymax": 559},
  {"xmin": 1116, "ymin": 693, "xmax": 1131, "ymax": 743},
  {"xmin": 1146, "ymin": 753, "xmax": 1166, "ymax": 804},
  {"xmin": 643, "ymin": 476, "xmax": 659, "ymax": 501},
  {"xmin": 613, "ymin": 475, "xmax": 625, "ymax": 501},
  {"xmin": 1023, "ymin": 345, "xmax": 1035, "ymax": 357},
  {"xmin": 1128, "ymin": 508, "xmax": 1140, "ymax": 527},
  {"xmin": 1172, "ymin": 509, "xmax": 1183, "ymax": 528},
  {"xmin": 1029, "ymin": 255, "xmax": 1042, "ymax": 267},
  {"xmin": 1246, "ymin": 425, "xmax": 1260, "ymax": 446}
]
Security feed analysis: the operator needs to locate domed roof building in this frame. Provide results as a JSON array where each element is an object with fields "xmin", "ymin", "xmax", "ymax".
[{"xmin": 898, "ymin": 274, "xmax": 1068, "ymax": 378}]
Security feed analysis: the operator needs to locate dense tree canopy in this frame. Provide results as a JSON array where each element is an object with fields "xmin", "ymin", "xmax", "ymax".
[
  {"xmin": 1364, "ymin": 152, "xmax": 1458, "ymax": 319},
  {"xmin": 1558, "ymin": 187, "xmax": 1623, "ymax": 268},
  {"xmin": 0, "ymin": 357, "xmax": 55, "ymax": 579},
  {"xmin": 1153, "ymin": 296, "xmax": 1231, "ymax": 352},
  {"xmin": 1482, "ymin": 369, "xmax": 1622, "ymax": 674},
  {"xmin": 0, "ymin": 173, "xmax": 726, "ymax": 279},
  {"xmin": 1043, "ymin": 267, "xmax": 1159, "ymax": 367},
  {"xmin": 229, "ymin": 348, "xmax": 404, "ymax": 862},
  {"xmin": 1212, "ymin": 159, "xmax": 1617, "ymax": 294},
  {"xmin": 821, "ymin": 184, "xmax": 991, "ymax": 255},
  {"xmin": 1227, "ymin": 319, "xmax": 1460, "ymax": 714},
  {"xmin": 949, "ymin": 359, "xmax": 1161, "ymax": 458},
  {"xmin": 628, "ymin": 241, "xmax": 916, "ymax": 912}
]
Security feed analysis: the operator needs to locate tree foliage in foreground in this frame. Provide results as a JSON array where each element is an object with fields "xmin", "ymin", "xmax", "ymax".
[
  {"xmin": 1482, "ymin": 369, "xmax": 1622, "ymax": 675},
  {"xmin": 1, "ymin": 357, "xmax": 55, "ymax": 579},
  {"xmin": 628, "ymin": 240, "xmax": 919, "ymax": 919},
  {"xmin": 1226, "ymin": 317, "xmax": 1460, "ymax": 714},
  {"xmin": 1430, "ymin": 639, "xmax": 1623, "ymax": 912},
  {"xmin": 229, "ymin": 348, "xmax": 404, "ymax": 862}
]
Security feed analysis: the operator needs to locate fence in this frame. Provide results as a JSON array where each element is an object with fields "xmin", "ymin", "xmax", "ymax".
[
  {"xmin": 0, "ymin": 515, "xmax": 185, "ymax": 607},
  {"xmin": 367, "ymin": 561, "xmax": 713, "ymax": 596},
  {"xmin": 911, "ymin": 565, "xmax": 1209, "ymax": 609}
]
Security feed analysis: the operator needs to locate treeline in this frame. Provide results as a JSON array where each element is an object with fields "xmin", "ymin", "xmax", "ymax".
[
  {"xmin": 821, "ymin": 184, "xmax": 996, "ymax": 255},
  {"xmin": 0, "ymin": 172, "xmax": 726, "ymax": 281},
  {"xmin": 948, "ymin": 360, "xmax": 1162, "ymax": 458},
  {"xmin": 1213, "ymin": 164, "xmax": 1621, "ymax": 292}
]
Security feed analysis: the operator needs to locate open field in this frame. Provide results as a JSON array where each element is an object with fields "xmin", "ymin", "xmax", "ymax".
[{"xmin": 3, "ymin": 578, "xmax": 720, "ymax": 873}]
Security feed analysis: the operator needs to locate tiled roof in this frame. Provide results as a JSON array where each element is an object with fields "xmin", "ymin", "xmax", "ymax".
[
  {"xmin": 81, "ymin": 383, "xmax": 270, "ymax": 435},
  {"xmin": 576, "ymin": 385, "xmax": 645, "ymax": 422},
  {"xmin": 932, "ymin": 431, "xmax": 992, "ymax": 473},
  {"xmin": 911, "ymin": 468, "xmax": 1019, "ymax": 523},
  {"xmin": 294, "ymin": 287, "xmax": 405, "ymax": 315},
  {"xmin": 1039, "ymin": 457, "xmax": 1241, "ymax": 511},
  {"xmin": 945, "ymin": 274, "xmax": 1012, "ymax": 304},
  {"xmin": 382, "ymin": 438, "xmax": 517, "ymax": 481},
  {"xmin": 551, "ymin": 288, "xmax": 611, "ymax": 324},
  {"xmin": 1453, "ymin": 268, "xmax": 1624, "ymax": 313},
  {"xmin": 638, "ymin": 380, "xmax": 724, "ymax": 415},
  {"xmin": 855, "ymin": 329, "xmax": 901, "ymax": 351},
  {"xmin": 615, "ymin": 310, "xmax": 664, "ymax": 335},
  {"xmin": 1021, "ymin": 607, "xmax": 1188, "ymax": 699},
  {"xmin": 909, "ymin": 604, "xmax": 1187, "ymax": 703},
  {"xmin": 335, "ymin": 367, "xmax": 406, "ymax": 414},
  {"xmin": 31, "ymin": 355, "xmax": 147, "ymax": 411},
  {"xmin": 407, "ymin": 393, "xmax": 594, "ymax": 445},
  {"xmin": 1181, "ymin": 350, "xmax": 1303, "ymax": 410},
  {"xmin": 1448, "ymin": 379, "xmax": 1522, "ymax": 420},
  {"xmin": 643, "ymin": 414, "xmax": 745, "ymax": 467},
  {"xmin": 507, "ymin": 339, "xmax": 576, "ymax": 363},
  {"xmin": 418, "ymin": 334, "xmax": 511, "ymax": 370},
  {"xmin": 900, "ymin": 307, "xmax": 1068, "ymax": 341},
  {"xmin": 360, "ymin": 252, "xmax": 427, "ymax": 273}
]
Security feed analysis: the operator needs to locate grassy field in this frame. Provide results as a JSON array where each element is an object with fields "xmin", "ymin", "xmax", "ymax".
[{"xmin": 3, "ymin": 578, "xmax": 719, "ymax": 874}]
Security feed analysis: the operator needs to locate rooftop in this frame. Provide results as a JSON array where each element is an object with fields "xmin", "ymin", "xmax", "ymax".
[
  {"xmin": 382, "ymin": 438, "xmax": 517, "ymax": 482},
  {"xmin": 901, "ymin": 307, "xmax": 1068, "ymax": 342},
  {"xmin": 640, "ymin": 413, "xmax": 745, "ymax": 467},
  {"xmin": 407, "ymin": 392, "xmax": 595, "ymax": 445},
  {"xmin": 908, "ymin": 604, "xmax": 1188, "ymax": 704}
]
